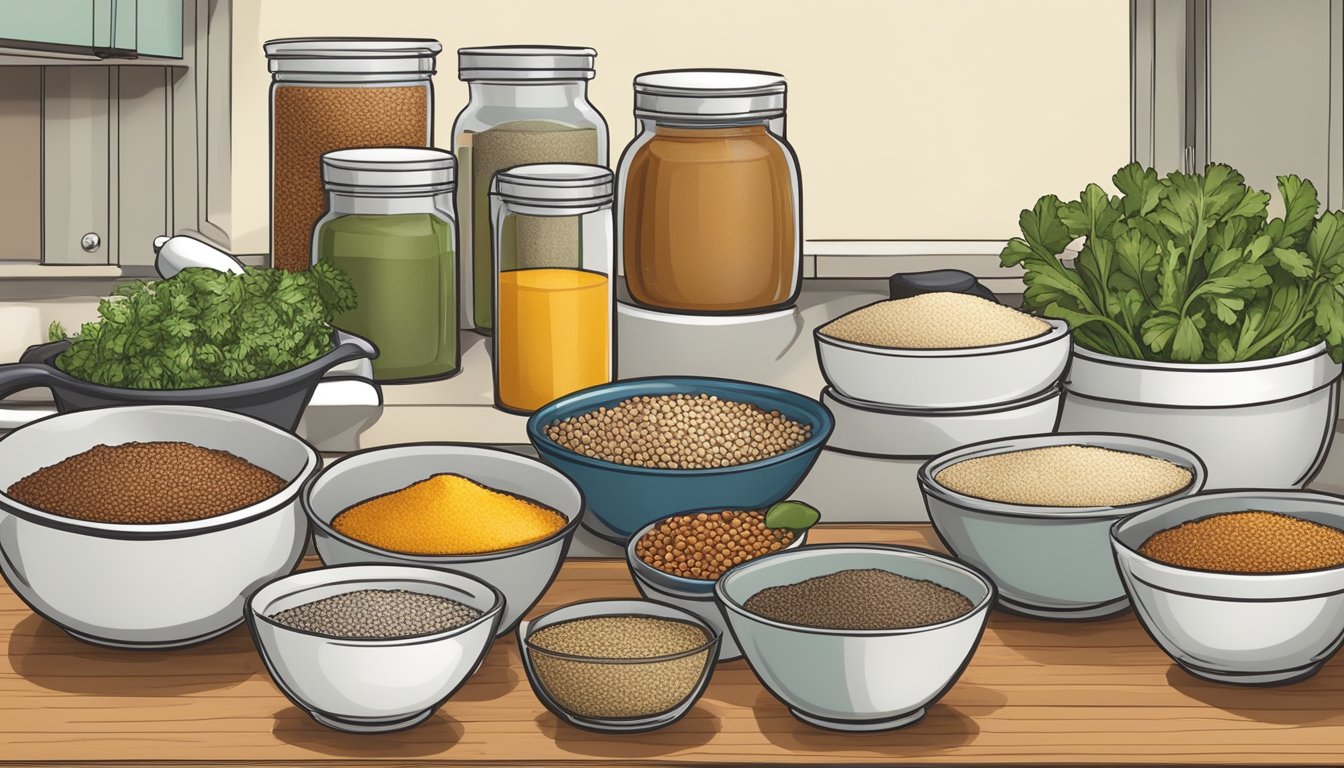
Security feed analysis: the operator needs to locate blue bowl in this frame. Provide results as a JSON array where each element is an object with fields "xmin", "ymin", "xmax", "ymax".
[{"xmin": 526, "ymin": 377, "xmax": 834, "ymax": 541}]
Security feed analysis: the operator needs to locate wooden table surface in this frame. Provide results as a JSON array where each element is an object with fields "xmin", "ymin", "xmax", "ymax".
[{"xmin": 3, "ymin": 523, "xmax": 1343, "ymax": 767}]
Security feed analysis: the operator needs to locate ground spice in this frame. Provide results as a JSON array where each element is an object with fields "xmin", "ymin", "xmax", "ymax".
[
  {"xmin": 820, "ymin": 292, "xmax": 1050, "ymax": 349},
  {"xmin": 635, "ymin": 510, "xmax": 796, "ymax": 580},
  {"xmin": 268, "ymin": 589, "xmax": 481, "ymax": 639},
  {"xmin": 528, "ymin": 615, "xmax": 710, "ymax": 718},
  {"xmin": 1139, "ymin": 510, "xmax": 1344, "ymax": 574},
  {"xmin": 331, "ymin": 473, "xmax": 568, "ymax": 555},
  {"xmin": 271, "ymin": 85, "xmax": 429, "ymax": 272},
  {"xmin": 623, "ymin": 124, "xmax": 797, "ymax": 313},
  {"xmin": 6, "ymin": 441, "xmax": 286, "ymax": 524},
  {"xmin": 935, "ymin": 445, "xmax": 1192, "ymax": 507},
  {"xmin": 544, "ymin": 393, "xmax": 811, "ymax": 469},
  {"xmin": 742, "ymin": 568, "xmax": 974, "ymax": 630}
]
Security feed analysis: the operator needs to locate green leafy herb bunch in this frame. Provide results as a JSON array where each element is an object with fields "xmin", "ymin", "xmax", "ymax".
[
  {"xmin": 54, "ymin": 258, "xmax": 357, "ymax": 389},
  {"xmin": 1001, "ymin": 163, "xmax": 1344, "ymax": 363}
]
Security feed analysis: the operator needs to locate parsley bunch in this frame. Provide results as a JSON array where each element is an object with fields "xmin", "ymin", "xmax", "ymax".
[
  {"xmin": 54, "ymin": 259, "xmax": 358, "ymax": 389},
  {"xmin": 1002, "ymin": 163, "xmax": 1344, "ymax": 363}
]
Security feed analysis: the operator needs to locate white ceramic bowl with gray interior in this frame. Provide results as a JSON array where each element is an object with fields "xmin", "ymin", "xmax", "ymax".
[
  {"xmin": 304, "ymin": 443, "xmax": 583, "ymax": 635},
  {"xmin": 822, "ymin": 385, "xmax": 1063, "ymax": 458},
  {"xmin": 0, "ymin": 405, "xmax": 317, "ymax": 649},
  {"xmin": 919, "ymin": 433, "xmax": 1205, "ymax": 620},
  {"xmin": 716, "ymin": 544, "xmax": 994, "ymax": 732},
  {"xmin": 813, "ymin": 314, "xmax": 1070, "ymax": 409},
  {"xmin": 624, "ymin": 511, "xmax": 808, "ymax": 661},
  {"xmin": 1112, "ymin": 490, "xmax": 1344, "ymax": 686},
  {"xmin": 248, "ymin": 564, "xmax": 503, "ymax": 732}
]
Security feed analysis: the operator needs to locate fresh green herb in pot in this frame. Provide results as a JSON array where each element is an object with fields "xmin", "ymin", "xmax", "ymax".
[
  {"xmin": 53, "ymin": 259, "xmax": 357, "ymax": 389},
  {"xmin": 1000, "ymin": 163, "xmax": 1344, "ymax": 363}
]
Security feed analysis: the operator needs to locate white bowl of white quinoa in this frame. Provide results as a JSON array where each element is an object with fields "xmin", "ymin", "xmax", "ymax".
[
  {"xmin": 814, "ymin": 293, "xmax": 1071, "ymax": 409},
  {"xmin": 918, "ymin": 433, "xmax": 1206, "ymax": 620}
]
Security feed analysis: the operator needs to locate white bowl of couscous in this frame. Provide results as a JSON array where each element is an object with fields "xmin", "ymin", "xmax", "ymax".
[
  {"xmin": 918, "ymin": 433, "xmax": 1205, "ymax": 620},
  {"xmin": 814, "ymin": 293, "xmax": 1071, "ymax": 409}
]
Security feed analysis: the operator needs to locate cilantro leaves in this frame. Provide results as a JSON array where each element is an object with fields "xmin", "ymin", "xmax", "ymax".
[
  {"xmin": 1002, "ymin": 163, "xmax": 1344, "ymax": 364},
  {"xmin": 54, "ymin": 259, "xmax": 358, "ymax": 389}
]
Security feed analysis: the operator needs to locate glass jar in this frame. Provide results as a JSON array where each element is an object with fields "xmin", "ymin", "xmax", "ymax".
[
  {"xmin": 490, "ymin": 164, "xmax": 614, "ymax": 414},
  {"xmin": 616, "ymin": 70, "xmax": 802, "ymax": 314},
  {"xmin": 266, "ymin": 37, "xmax": 442, "ymax": 273},
  {"xmin": 313, "ymin": 148, "xmax": 459, "ymax": 383},
  {"xmin": 453, "ymin": 46, "xmax": 609, "ymax": 334}
]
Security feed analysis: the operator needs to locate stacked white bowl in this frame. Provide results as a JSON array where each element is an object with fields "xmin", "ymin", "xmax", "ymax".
[{"xmin": 803, "ymin": 278, "xmax": 1073, "ymax": 522}]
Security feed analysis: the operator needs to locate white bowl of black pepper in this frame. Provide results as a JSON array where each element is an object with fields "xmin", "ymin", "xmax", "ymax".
[
  {"xmin": 0, "ymin": 405, "xmax": 318, "ymax": 649},
  {"xmin": 248, "ymin": 563, "xmax": 504, "ymax": 733}
]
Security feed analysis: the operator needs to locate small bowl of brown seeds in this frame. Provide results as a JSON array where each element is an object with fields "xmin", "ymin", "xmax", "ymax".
[
  {"xmin": 526, "ymin": 377, "xmax": 834, "ymax": 541},
  {"xmin": 625, "ymin": 506, "xmax": 815, "ymax": 661}
]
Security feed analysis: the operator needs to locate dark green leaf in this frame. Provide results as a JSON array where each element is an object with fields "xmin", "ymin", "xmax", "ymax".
[{"xmin": 764, "ymin": 500, "xmax": 821, "ymax": 531}]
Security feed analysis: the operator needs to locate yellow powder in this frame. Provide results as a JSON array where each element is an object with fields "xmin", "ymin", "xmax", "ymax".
[{"xmin": 332, "ymin": 473, "xmax": 568, "ymax": 555}]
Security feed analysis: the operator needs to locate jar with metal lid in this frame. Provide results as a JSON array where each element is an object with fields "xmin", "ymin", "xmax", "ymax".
[
  {"xmin": 616, "ymin": 70, "xmax": 802, "ymax": 314},
  {"xmin": 266, "ymin": 37, "xmax": 442, "ymax": 273},
  {"xmin": 490, "ymin": 163, "xmax": 614, "ymax": 414},
  {"xmin": 452, "ymin": 46, "xmax": 609, "ymax": 335},
  {"xmin": 313, "ymin": 148, "xmax": 459, "ymax": 383}
]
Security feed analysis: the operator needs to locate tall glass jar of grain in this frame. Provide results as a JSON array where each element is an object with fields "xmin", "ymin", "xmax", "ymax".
[
  {"xmin": 266, "ymin": 38, "xmax": 442, "ymax": 273},
  {"xmin": 452, "ymin": 46, "xmax": 608, "ymax": 335},
  {"xmin": 616, "ymin": 70, "xmax": 802, "ymax": 314},
  {"xmin": 313, "ymin": 148, "xmax": 459, "ymax": 383},
  {"xmin": 489, "ymin": 164, "xmax": 613, "ymax": 414}
]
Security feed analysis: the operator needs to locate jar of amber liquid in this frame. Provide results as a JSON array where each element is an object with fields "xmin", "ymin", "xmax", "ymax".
[
  {"xmin": 490, "ymin": 164, "xmax": 614, "ymax": 414},
  {"xmin": 265, "ymin": 38, "xmax": 441, "ymax": 272},
  {"xmin": 616, "ymin": 70, "xmax": 801, "ymax": 314}
]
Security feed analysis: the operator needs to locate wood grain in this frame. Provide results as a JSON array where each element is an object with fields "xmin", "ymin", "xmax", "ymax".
[{"xmin": 3, "ymin": 524, "xmax": 1344, "ymax": 765}]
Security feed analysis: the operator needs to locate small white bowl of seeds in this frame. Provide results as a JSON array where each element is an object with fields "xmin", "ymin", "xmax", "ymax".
[
  {"xmin": 814, "ymin": 293, "xmax": 1071, "ymax": 409},
  {"xmin": 918, "ymin": 433, "xmax": 1206, "ymax": 620},
  {"xmin": 247, "ymin": 563, "xmax": 503, "ymax": 733}
]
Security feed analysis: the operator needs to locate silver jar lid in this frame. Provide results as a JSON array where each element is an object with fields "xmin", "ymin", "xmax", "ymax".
[
  {"xmin": 265, "ymin": 38, "xmax": 442, "ymax": 75},
  {"xmin": 491, "ymin": 163, "xmax": 613, "ymax": 208},
  {"xmin": 321, "ymin": 148, "xmax": 456, "ymax": 193},
  {"xmin": 458, "ymin": 45, "xmax": 596, "ymax": 81},
  {"xmin": 634, "ymin": 69, "xmax": 786, "ymax": 122}
]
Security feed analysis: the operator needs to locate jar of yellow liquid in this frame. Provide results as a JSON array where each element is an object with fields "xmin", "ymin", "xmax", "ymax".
[{"xmin": 490, "ymin": 164, "xmax": 613, "ymax": 414}]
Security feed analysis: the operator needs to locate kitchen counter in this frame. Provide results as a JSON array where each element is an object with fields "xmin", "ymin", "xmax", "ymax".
[{"xmin": 5, "ymin": 524, "xmax": 1344, "ymax": 766}]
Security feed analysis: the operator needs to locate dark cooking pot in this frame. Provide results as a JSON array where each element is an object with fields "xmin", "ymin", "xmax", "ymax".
[{"xmin": 0, "ymin": 330, "xmax": 377, "ymax": 431}]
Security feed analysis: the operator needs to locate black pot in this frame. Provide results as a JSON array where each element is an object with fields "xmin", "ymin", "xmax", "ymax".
[{"xmin": 0, "ymin": 330, "xmax": 377, "ymax": 432}]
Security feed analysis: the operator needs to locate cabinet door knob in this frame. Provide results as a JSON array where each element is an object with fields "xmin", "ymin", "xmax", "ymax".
[{"xmin": 80, "ymin": 233, "xmax": 102, "ymax": 253}]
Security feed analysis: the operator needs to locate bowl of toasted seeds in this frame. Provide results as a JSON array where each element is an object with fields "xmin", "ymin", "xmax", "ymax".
[
  {"xmin": 526, "ymin": 376, "xmax": 833, "ymax": 541},
  {"xmin": 625, "ymin": 502, "xmax": 819, "ymax": 661},
  {"xmin": 918, "ymin": 432, "xmax": 1206, "ymax": 620},
  {"xmin": 248, "ymin": 563, "xmax": 503, "ymax": 733}
]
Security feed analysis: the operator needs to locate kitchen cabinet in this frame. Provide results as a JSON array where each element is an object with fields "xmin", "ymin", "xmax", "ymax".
[{"xmin": 0, "ymin": 0, "xmax": 182, "ymax": 59}]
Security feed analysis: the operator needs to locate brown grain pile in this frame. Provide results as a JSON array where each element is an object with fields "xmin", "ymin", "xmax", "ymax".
[
  {"xmin": 635, "ymin": 510, "xmax": 796, "ymax": 580},
  {"xmin": 6, "ymin": 441, "xmax": 286, "ymax": 524},
  {"xmin": 272, "ymin": 84, "xmax": 429, "ymax": 272},
  {"xmin": 543, "ymin": 393, "xmax": 811, "ymax": 469},
  {"xmin": 820, "ymin": 292, "xmax": 1050, "ymax": 349},
  {"xmin": 742, "ymin": 568, "xmax": 974, "ymax": 630},
  {"xmin": 934, "ymin": 445, "xmax": 1192, "ymax": 507},
  {"xmin": 1139, "ymin": 510, "xmax": 1344, "ymax": 574}
]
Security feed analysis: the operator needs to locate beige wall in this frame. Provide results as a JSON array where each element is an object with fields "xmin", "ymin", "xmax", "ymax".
[{"xmin": 231, "ymin": 0, "xmax": 1130, "ymax": 255}]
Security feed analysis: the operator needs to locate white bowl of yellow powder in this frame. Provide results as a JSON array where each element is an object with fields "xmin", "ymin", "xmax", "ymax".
[
  {"xmin": 303, "ymin": 444, "xmax": 584, "ymax": 635},
  {"xmin": 918, "ymin": 433, "xmax": 1205, "ymax": 620},
  {"xmin": 814, "ymin": 293, "xmax": 1070, "ymax": 408}
]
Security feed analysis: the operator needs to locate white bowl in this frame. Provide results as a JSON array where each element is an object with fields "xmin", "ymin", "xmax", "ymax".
[
  {"xmin": 624, "ymin": 511, "xmax": 808, "ymax": 661},
  {"xmin": 248, "ymin": 564, "xmax": 503, "ymax": 732},
  {"xmin": 823, "ymin": 385, "xmax": 1063, "ymax": 458},
  {"xmin": 0, "ymin": 405, "xmax": 318, "ymax": 649},
  {"xmin": 716, "ymin": 544, "xmax": 994, "ymax": 731},
  {"xmin": 814, "ymin": 315, "xmax": 1070, "ymax": 408},
  {"xmin": 1112, "ymin": 490, "xmax": 1344, "ymax": 685},
  {"xmin": 303, "ymin": 443, "xmax": 583, "ymax": 635},
  {"xmin": 919, "ymin": 433, "xmax": 1206, "ymax": 620}
]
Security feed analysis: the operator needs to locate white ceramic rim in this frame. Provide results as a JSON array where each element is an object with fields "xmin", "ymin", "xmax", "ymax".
[{"xmin": 822, "ymin": 383, "xmax": 1062, "ymax": 417}]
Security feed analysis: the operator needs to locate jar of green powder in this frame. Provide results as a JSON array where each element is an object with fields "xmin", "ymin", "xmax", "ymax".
[{"xmin": 314, "ymin": 148, "xmax": 460, "ymax": 382}]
